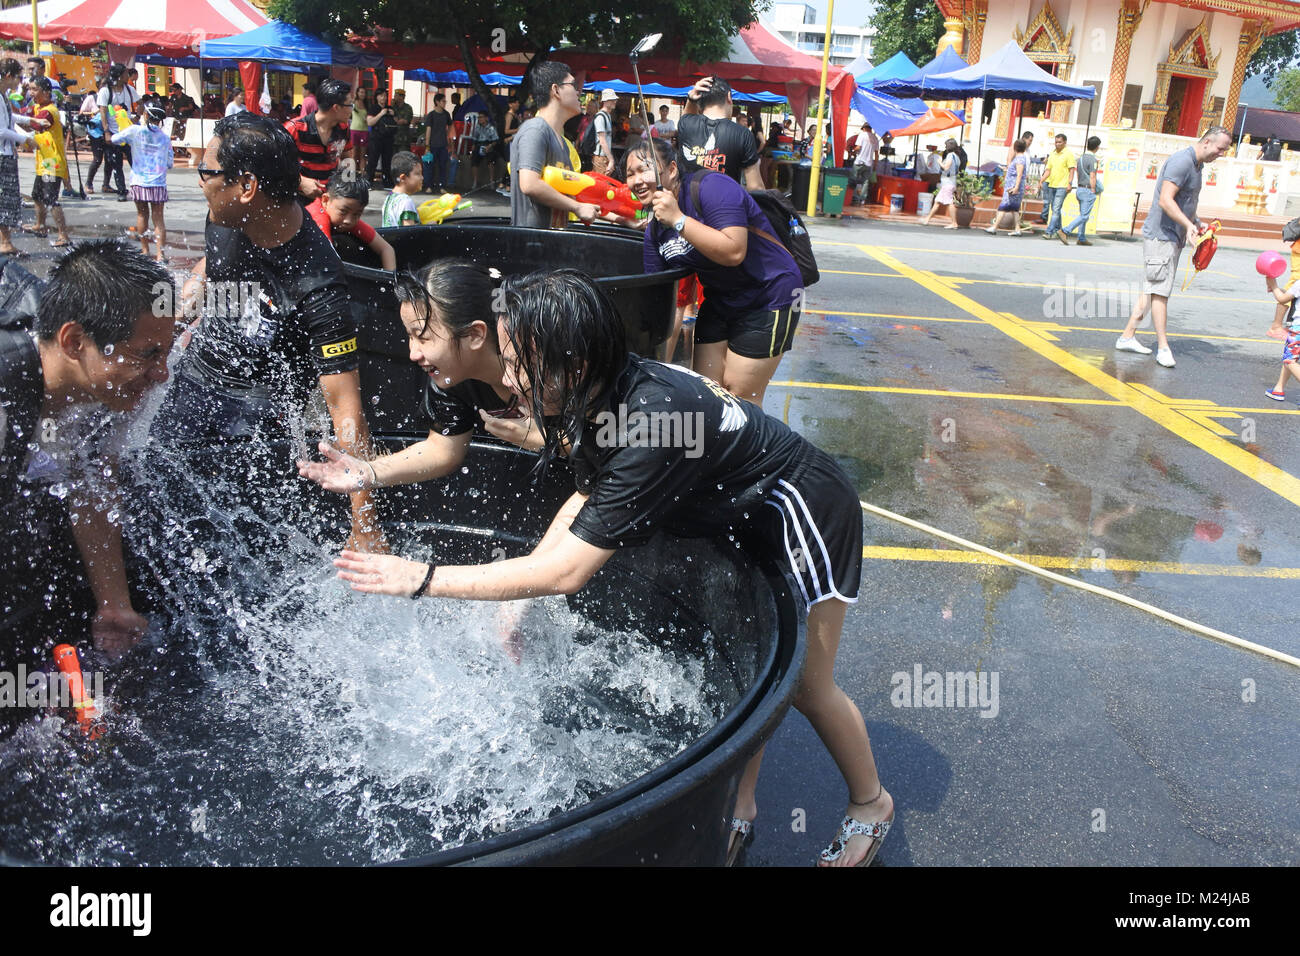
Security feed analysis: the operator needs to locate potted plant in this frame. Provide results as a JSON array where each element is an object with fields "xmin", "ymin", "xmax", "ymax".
[{"xmin": 954, "ymin": 171, "xmax": 992, "ymax": 228}]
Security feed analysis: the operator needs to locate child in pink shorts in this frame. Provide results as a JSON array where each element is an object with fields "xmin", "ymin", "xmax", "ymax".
[{"xmin": 1263, "ymin": 273, "xmax": 1300, "ymax": 400}]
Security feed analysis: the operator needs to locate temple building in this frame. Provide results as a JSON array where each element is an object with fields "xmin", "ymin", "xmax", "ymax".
[{"xmin": 933, "ymin": 1, "xmax": 1300, "ymax": 140}]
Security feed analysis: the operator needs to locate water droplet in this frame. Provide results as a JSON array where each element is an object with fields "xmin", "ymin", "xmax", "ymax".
[
  {"xmin": 664, "ymin": 396, "xmax": 671, "ymax": 403},
  {"xmin": 716, "ymin": 484, "xmax": 723, "ymax": 490},
  {"xmin": 103, "ymin": 344, "xmax": 114, "ymax": 356},
  {"xmin": 461, "ymin": 466, "xmax": 469, "ymax": 474},
  {"xmin": 106, "ymin": 509, "xmax": 119, "ymax": 523},
  {"xmin": 48, "ymin": 483, "xmax": 68, "ymax": 499},
  {"xmin": 370, "ymin": 395, "xmax": 380, "ymax": 406}
]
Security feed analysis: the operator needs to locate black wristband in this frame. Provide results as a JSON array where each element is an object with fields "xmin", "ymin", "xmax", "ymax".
[{"xmin": 412, "ymin": 562, "xmax": 435, "ymax": 600}]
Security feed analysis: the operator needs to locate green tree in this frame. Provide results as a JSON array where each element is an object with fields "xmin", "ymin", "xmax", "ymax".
[
  {"xmin": 867, "ymin": 0, "xmax": 944, "ymax": 68},
  {"xmin": 1272, "ymin": 67, "xmax": 1300, "ymax": 113},
  {"xmin": 269, "ymin": 0, "xmax": 764, "ymax": 132},
  {"xmin": 1247, "ymin": 30, "xmax": 1300, "ymax": 86}
]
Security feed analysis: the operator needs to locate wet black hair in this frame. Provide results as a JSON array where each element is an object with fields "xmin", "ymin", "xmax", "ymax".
[
  {"xmin": 391, "ymin": 150, "xmax": 421, "ymax": 180},
  {"xmin": 30, "ymin": 77, "xmax": 51, "ymax": 95},
  {"xmin": 532, "ymin": 61, "xmax": 573, "ymax": 108},
  {"xmin": 0, "ymin": 59, "xmax": 23, "ymax": 79},
  {"xmin": 212, "ymin": 112, "xmax": 301, "ymax": 204},
  {"xmin": 317, "ymin": 78, "xmax": 352, "ymax": 111},
  {"xmin": 108, "ymin": 63, "xmax": 126, "ymax": 83},
  {"xmin": 35, "ymin": 240, "xmax": 175, "ymax": 346},
  {"xmin": 499, "ymin": 269, "xmax": 626, "ymax": 472},
  {"xmin": 395, "ymin": 259, "xmax": 499, "ymax": 349},
  {"xmin": 325, "ymin": 170, "xmax": 369, "ymax": 205},
  {"xmin": 698, "ymin": 75, "xmax": 732, "ymax": 111}
]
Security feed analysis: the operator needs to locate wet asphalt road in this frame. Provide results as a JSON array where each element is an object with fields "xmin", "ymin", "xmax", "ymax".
[
  {"xmin": 748, "ymin": 217, "xmax": 1300, "ymax": 866},
  {"xmin": 8, "ymin": 157, "xmax": 1296, "ymax": 867}
]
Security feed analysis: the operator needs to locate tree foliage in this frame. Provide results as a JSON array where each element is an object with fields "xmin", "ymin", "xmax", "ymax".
[
  {"xmin": 867, "ymin": 0, "xmax": 944, "ymax": 68},
  {"xmin": 269, "ymin": 0, "xmax": 765, "ymax": 130},
  {"xmin": 1247, "ymin": 31, "xmax": 1300, "ymax": 86},
  {"xmin": 1272, "ymin": 67, "xmax": 1300, "ymax": 113}
]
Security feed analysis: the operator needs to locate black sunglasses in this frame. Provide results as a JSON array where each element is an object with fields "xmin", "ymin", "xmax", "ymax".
[{"xmin": 196, "ymin": 165, "xmax": 227, "ymax": 181}]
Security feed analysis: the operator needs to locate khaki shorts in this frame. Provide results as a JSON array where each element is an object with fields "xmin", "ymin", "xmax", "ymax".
[{"xmin": 1142, "ymin": 238, "xmax": 1184, "ymax": 297}]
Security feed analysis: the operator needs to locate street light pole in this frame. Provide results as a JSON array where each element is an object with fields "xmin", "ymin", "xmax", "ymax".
[
  {"xmin": 1237, "ymin": 103, "xmax": 1249, "ymax": 146},
  {"xmin": 807, "ymin": 0, "xmax": 836, "ymax": 218}
]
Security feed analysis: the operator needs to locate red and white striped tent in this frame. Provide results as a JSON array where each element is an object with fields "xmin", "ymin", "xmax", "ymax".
[{"xmin": 0, "ymin": 0, "xmax": 268, "ymax": 56}]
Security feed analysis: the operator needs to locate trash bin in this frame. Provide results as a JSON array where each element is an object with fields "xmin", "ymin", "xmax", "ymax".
[
  {"xmin": 821, "ymin": 167, "xmax": 850, "ymax": 217},
  {"xmin": 889, "ymin": 194, "xmax": 904, "ymax": 213},
  {"xmin": 791, "ymin": 162, "xmax": 812, "ymax": 210}
]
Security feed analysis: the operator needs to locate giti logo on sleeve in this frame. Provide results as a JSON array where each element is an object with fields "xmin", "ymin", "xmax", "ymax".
[{"xmin": 321, "ymin": 338, "xmax": 358, "ymax": 358}]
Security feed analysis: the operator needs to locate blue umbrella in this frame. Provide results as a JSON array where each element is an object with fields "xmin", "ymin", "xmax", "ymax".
[{"xmin": 851, "ymin": 86, "xmax": 927, "ymax": 134}]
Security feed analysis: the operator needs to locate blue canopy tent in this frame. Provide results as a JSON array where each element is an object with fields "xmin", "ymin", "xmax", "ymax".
[
  {"xmin": 871, "ymin": 45, "xmax": 969, "ymax": 99},
  {"xmin": 582, "ymin": 78, "xmax": 787, "ymax": 103},
  {"xmin": 406, "ymin": 70, "xmax": 522, "ymax": 87},
  {"xmin": 136, "ymin": 54, "xmax": 308, "ymax": 73},
  {"xmin": 851, "ymin": 50, "xmax": 929, "ymax": 143},
  {"xmin": 200, "ymin": 20, "xmax": 382, "ymax": 68},
  {"xmin": 895, "ymin": 40, "xmax": 1097, "ymax": 165}
]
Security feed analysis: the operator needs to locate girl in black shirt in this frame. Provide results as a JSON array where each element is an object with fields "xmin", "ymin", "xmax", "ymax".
[{"xmin": 334, "ymin": 269, "xmax": 894, "ymax": 868}]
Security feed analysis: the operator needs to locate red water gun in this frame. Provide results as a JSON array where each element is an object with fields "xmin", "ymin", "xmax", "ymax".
[
  {"xmin": 542, "ymin": 166, "xmax": 642, "ymax": 220},
  {"xmin": 52, "ymin": 643, "xmax": 105, "ymax": 741}
]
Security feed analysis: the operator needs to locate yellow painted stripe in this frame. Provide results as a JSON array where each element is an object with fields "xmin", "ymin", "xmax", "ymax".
[
  {"xmin": 863, "ymin": 545, "xmax": 1300, "ymax": 579},
  {"xmin": 818, "ymin": 267, "xmax": 1256, "ymax": 304},
  {"xmin": 858, "ymin": 244, "xmax": 1300, "ymax": 508},
  {"xmin": 812, "ymin": 240, "xmax": 1236, "ymax": 279},
  {"xmin": 805, "ymin": 309, "xmax": 1281, "ymax": 345},
  {"xmin": 771, "ymin": 379, "xmax": 1125, "ymax": 406},
  {"xmin": 770, "ymin": 379, "xmax": 1300, "ymax": 416}
]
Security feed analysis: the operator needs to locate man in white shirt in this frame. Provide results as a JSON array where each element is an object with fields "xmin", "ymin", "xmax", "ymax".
[
  {"xmin": 652, "ymin": 105, "xmax": 676, "ymax": 142},
  {"xmin": 593, "ymin": 89, "xmax": 617, "ymax": 175}
]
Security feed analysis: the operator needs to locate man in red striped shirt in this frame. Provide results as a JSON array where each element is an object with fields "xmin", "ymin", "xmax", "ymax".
[{"xmin": 284, "ymin": 77, "xmax": 354, "ymax": 201}]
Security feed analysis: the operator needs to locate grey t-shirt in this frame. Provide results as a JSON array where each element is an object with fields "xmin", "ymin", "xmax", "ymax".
[
  {"xmin": 1142, "ymin": 146, "xmax": 1202, "ymax": 244},
  {"xmin": 509, "ymin": 116, "xmax": 572, "ymax": 229},
  {"xmin": 1077, "ymin": 151, "xmax": 1097, "ymax": 190}
]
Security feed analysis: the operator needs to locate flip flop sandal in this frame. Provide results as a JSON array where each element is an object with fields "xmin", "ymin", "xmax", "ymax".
[
  {"xmin": 22, "ymin": 226, "xmax": 48, "ymax": 237},
  {"xmin": 51, "ymin": 238, "xmax": 71, "ymax": 248},
  {"xmin": 819, "ymin": 811, "xmax": 894, "ymax": 867},
  {"xmin": 725, "ymin": 817, "xmax": 754, "ymax": 867}
]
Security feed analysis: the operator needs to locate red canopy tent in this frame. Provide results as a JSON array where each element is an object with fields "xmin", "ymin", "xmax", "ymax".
[
  {"xmin": 358, "ymin": 20, "xmax": 855, "ymax": 159},
  {"xmin": 0, "ymin": 0, "xmax": 268, "ymax": 56}
]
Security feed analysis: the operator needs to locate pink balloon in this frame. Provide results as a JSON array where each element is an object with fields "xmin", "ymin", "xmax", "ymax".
[{"xmin": 1256, "ymin": 250, "xmax": 1287, "ymax": 277}]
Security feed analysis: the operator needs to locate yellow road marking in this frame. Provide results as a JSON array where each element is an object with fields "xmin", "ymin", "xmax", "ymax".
[
  {"xmin": 858, "ymin": 244, "xmax": 1300, "ymax": 508},
  {"xmin": 863, "ymin": 545, "xmax": 1300, "ymax": 578},
  {"xmin": 771, "ymin": 379, "xmax": 1300, "ymax": 416},
  {"xmin": 806, "ymin": 309, "xmax": 1281, "ymax": 345},
  {"xmin": 812, "ymin": 238, "xmax": 1236, "ymax": 279},
  {"xmin": 817, "ymin": 268, "xmax": 1257, "ymax": 303}
]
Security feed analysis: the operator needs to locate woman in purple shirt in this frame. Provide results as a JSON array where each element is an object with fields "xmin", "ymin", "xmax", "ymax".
[{"xmin": 627, "ymin": 138, "xmax": 802, "ymax": 407}]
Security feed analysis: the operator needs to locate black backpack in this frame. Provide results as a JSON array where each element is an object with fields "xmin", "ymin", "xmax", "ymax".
[
  {"xmin": 578, "ymin": 114, "xmax": 600, "ymax": 160},
  {"xmin": 1284, "ymin": 217, "xmax": 1300, "ymax": 243},
  {"xmin": 689, "ymin": 173, "xmax": 819, "ymax": 287},
  {"xmin": 0, "ymin": 253, "xmax": 44, "ymax": 330}
]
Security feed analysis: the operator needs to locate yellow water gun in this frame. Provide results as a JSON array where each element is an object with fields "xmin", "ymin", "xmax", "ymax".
[{"xmin": 418, "ymin": 193, "xmax": 473, "ymax": 225}]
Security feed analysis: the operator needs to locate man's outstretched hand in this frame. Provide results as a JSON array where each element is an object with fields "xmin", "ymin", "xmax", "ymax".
[{"xmin": 93, "ymin": 605, "xmax": 148, "ymax": 661}]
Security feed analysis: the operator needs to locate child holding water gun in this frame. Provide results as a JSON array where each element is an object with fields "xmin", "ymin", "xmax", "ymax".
[
  {"xmin": 307, "ymin": 171, "xmax": 397, "ymax": 269},
  {"xmin": 110, "ymin": 103, "xmax": 173, "ymax": 262},
  {"xmin": 1263, "ymin": 269, "xmax": 1300, "ymax": 401},
  {"xmin": 381, "ymin": 150, "xmax": 422, "ymax": 227}
]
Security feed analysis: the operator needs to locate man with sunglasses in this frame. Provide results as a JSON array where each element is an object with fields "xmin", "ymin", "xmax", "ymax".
[
  {"xmin": 1, "ymin": 241, "xmax": 175, "ymax": 666},
  {"xmin": 154, "ymin": 113, "xmax": 384, "ymax": 555},
  {"xmin": 284, "ymin": 77, "xmax": 355, "ymax": 201},
  {"xmin": 510, "ymin": 61, "xmax": 598, "ymax": 228}
]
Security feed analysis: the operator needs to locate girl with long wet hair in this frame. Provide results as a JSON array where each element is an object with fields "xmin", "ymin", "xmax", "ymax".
[{"xmin": 334, "ymin": 268, "xmax": 894, "ymax": 868}]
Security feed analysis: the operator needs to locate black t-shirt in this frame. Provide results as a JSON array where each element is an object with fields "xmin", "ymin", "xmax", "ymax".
[
  {"xmin": 424, "ymin": 108, "xmax": 450, "ymax": 144},
  {"xmin": 0, "ymin": 328, "xmax": 42, "ymax": 511},
  {"xmin": 423, "ymin": 377, "xmax": 522, "ymax": 436},
  {"xmin": 370, "ymin": 102, "xmax": 396, "ymax": 140},
  {"xmin": 567, "ymin": 356, "xmax": 810, "ymax": 549},
  {"xmin": 676, "ymin": 114, "xmax": 760, "ymax": 182},
  {"xmin": 182, "ymin": 214, "xmax": 357, "ymax": 412}
]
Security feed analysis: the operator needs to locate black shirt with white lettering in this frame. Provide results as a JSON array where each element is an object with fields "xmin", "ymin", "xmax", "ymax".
[
  {"xmin": 181, "ymin": 214, "xmax": 358, "ymax": 412},
  {"xmin": 676, "ymin": 114, "xmax": 759, "ymax": 182},
  {"xmin": 567, "ymin": 356, "xmax": 809, "ymax": 549},
  {"xmin": 423, "ymin": 377, "xmax": 522, "ymax": 436}
]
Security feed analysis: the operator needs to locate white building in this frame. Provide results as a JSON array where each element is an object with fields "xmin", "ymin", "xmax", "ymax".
[{"xmin": 768, "ymin": 2, "xmax": 875, "ymax": 66}]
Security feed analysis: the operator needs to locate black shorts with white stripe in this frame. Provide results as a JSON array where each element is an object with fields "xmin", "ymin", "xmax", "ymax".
[{"xmin": 745, "ymin": 447, "xmax": 862, "ymax": 610}]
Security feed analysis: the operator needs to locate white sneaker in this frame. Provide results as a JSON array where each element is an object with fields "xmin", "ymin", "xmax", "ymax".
[
  {"xmin": 1115, "ymin": 336, "xmax": 1152, "ymax": 355},
  {"xmin": 1156, "ymin": 347, "xmax": 1175, "ymax": 368}
]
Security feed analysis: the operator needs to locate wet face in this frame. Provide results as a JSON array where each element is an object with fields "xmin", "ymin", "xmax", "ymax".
[
  {"xmin": 626, "ymin": 150, "xmax": 675, "ymax": 206},
  {"xmin": 80, "ymin": 311, "xmax": 175, "ymax": 412},
  {"xmin": 200, "ymin": 137, "xmax": 249, "ymax": 227},
  {"xmin": 403, "ymin": 301, "xmax": 482, "ymax": 390},
  {"xmin": 497, "ymin": 317, "xmax": 563, "ymax": 415},
  {"xmin": 323, "ymin": 194, "xmax": 365, "ymax": 232}
]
